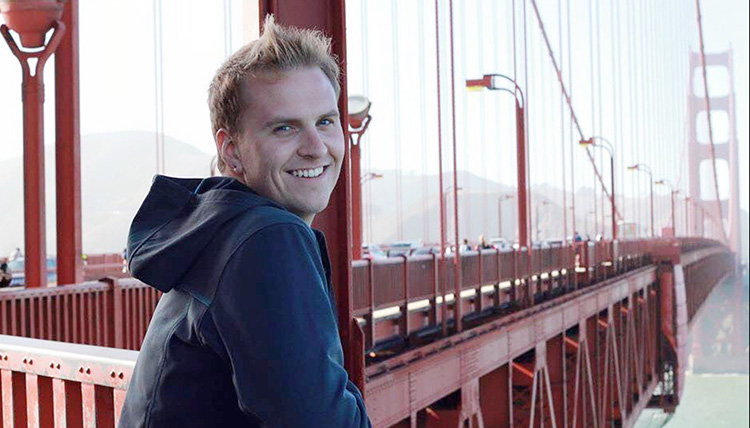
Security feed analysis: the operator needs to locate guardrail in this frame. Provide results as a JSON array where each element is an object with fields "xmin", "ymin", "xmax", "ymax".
[
  {"xmin": 0, "ymin": 238, "xmax": 731, "ymax": 428},
  {"xmin": 0, "ymin": 334, "xmax": 137, "ymax": 427},
  {"xmin": 0, "ymin": 238, "xmax": 721, "ymax": 357},
  {"xmin": 353, "ymin": 239, "xmax": 659, "ymax": 357},
  {"xmin": 0, "ymin": 278, "xmax": 160, "ymax": 351}
]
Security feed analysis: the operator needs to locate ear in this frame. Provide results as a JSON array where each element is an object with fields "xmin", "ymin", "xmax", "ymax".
[{"xmin": 216, "ymin": 128, "xmax": 243, "ymax": 174}]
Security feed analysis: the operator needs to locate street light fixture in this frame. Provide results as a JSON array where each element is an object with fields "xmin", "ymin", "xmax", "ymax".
[
  {"xmin": 628, "ymin": 163, "xmax": 655, "ymax": 237},
  {"xmin": 466, "ymin": 73, "xmax": 530, "ymax": 249},
  {"xmin": 347, "ymin": 95, "xmax": 372, "ymax": 260},
  {"xmin": 348, "ymin": 95, "xmax": 372, "ymax": 146},
  {"xmin": 1, "ymin": 0, "xmax": 66, "ymax": 288},
  {"xmin": 580, "ymin": 136, "xmax": 618, "ymax": 240}
]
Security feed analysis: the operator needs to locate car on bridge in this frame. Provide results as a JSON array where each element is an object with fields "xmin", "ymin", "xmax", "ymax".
[
  {"xmin": 2, "ymin": 257, "xmax": 57, "ymax": 288},
  {"xmin": 362, "ymin": 244, "xmax": 388, "ymax": 260},
  {"xmin": 386, "ymin": 241, "xmax": 423, "ymax": 257}
]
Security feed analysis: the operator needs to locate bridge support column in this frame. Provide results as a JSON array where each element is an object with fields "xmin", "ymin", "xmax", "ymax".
[
  {"xmin": 258, "ymin": 0, "xmax": 364, "ymax": 393},
  {"xmin": 458, "ymin": 379, "xmax": 484, "ymax": 428}
]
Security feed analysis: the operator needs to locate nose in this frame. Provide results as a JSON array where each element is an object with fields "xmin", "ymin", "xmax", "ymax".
[{"xmin": 297, "ymin": 127, "xmax": 328, "ymax": 158}]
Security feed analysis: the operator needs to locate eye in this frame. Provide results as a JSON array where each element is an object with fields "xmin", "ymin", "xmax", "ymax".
[
  {"xmin": 318, "ymin": 117, "xmax": 335, "ymax": 127},
  {"xmin": 273, "ymin": 124, "xmax": 294, "ymax": 134}
]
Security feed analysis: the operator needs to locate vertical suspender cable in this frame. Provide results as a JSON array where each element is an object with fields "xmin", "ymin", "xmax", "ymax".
[
  {"xmin": 611, "ymin": 0, "xmax": 622, "ymax": 232},
  {"xmin": 448, "ymin": 0, "xmax": 464, "ymax": 332},
  {"xmin": 391, "ymin": 0, "xmax": 404, "ymax": 240},
  {"xmin": 567, "ymin": 0, "xmax": 575, "ymax": 237},
  {"xmin": 588, "ymin": 0, "xmax": 597, "ymax": 238},
  {"xmin": 434, "ymin": 0, "xmax": 448, "ymax": 335},
  {"xmin": 558, "ymin": 0, "xmax": 570, "ymax": 405},
  {"xmin": 458, "ymin": 0, "xmax": 471, "ymax": 240},
  {"xmin": 478, "ymin": 1, "xmax": 488, "ymax": 239},
  {"xmin": 522, "ymin": 0, "xmax": 531, "ymax": 246},
  {"xmin": 512, "ymin": 0, "xmax": 520, "ymax": 241},
  {"xmin": 153, "ymin": 0, "xmax": 165, "ymax": 175},
  {"xmin": 558, "ymin": 0, "xmax": 568, "ymax": 241},
  {"xmin": 361, "ymin": 0, "xmax": 373, "ymax": 245},
  {"xmin": 595, "ymin": 0, "xmax": 605, "ymax": 237},
  {"xmin": 635, "ymin": 0, "xmax": 643, "ymax": 232},
  {"xmin": 418, "ymin": 0, "xmax": 430, "ymax": 243},
  {"xmin": 626, "ymin": 1, "xmax": 639, "ymax": 235}
]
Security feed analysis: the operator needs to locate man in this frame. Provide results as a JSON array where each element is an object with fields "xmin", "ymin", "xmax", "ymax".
[{"xmin": 119, "ymin": 17, "xmax": 371, "ymax": 428}]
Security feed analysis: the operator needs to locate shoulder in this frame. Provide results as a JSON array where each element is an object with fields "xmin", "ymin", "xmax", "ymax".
[
  {"xmin": 231, "ymin": 206, "xmax": 316, "ymax": 254},
  {"xmin": 175, "ymin": 205, "xmax": 315, "ymax": 304}
]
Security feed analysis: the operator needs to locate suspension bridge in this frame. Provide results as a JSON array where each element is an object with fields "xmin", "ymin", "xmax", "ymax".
[{"xmin": 0, "ymin": 0, "xmax": 745, "ymax": 427}]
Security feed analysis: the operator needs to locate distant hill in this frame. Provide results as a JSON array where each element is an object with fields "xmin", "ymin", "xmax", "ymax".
[
  {"xmin": 0, "ymin": 131, "xmax": 213, "ymax": 256},
  {"xmin": 1, "ymin": 134, "xmax": 745, "ymax": 256},
  {"xmin": 362, "ymin": 169, "xmax": 687, "ymax": 245}
]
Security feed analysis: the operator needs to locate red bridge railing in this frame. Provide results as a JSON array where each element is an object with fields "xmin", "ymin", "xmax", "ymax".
[
  {"xmin": 0, "ymin": 279, "xmax": 160, "ymax": 351},
  {"xmin": 0, "ymin": 238, "xmax": 720, "ymax": 356},
  {"xmin": 0, "ymin": 334, "xmax": 136, "ymax": 427}
]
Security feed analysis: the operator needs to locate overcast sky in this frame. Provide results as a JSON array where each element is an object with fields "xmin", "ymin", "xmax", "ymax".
[{"xmin": 0, "ymin": 0, "xmax": 746, "ymax": 212}]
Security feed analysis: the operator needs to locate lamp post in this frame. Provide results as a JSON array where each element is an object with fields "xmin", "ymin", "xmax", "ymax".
[
  {"xmin": 498, "ymin": 194, "xmax": 514, "ymax": 240},
  {"xmin": 628, "ymin": 163, "xmax": 655, "ymax": 237},
  {"xmin": 466, "ymin": 73, "xmax": 529, "ymax": 249},
  {"xmin": 655, "ymin": 179, "xmax": 678, "ymax": 237},
  {"xmin": 580, "ymin": 136, "xmax": 617, "ymax": 240},
  {"xmin": 1, "ymin": 0, "xmax": 66, "ymax": 288},
  {"xmin": 348, "ymin": 95, "xmax": 372, "ymax": 260}
]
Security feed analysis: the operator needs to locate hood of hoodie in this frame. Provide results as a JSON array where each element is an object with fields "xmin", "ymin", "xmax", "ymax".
[{"xmin": 127, "ymin": 175, "xmax": 286, "ymax": 293}]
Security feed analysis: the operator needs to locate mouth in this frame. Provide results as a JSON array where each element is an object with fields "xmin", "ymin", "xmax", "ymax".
[{"xmin": 288, "ymin": 165, "xmax": 328, "ymax": 179}]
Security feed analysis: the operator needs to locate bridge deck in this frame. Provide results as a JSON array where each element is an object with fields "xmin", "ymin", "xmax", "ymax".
[{"xmin": 0, "ymin": 239, "xmax": 736, "ymax": 427}]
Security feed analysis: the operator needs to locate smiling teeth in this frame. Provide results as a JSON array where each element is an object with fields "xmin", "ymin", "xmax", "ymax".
[{"xmin": 291, "ymin": 166, "xmax": 324, "ymax": 178}]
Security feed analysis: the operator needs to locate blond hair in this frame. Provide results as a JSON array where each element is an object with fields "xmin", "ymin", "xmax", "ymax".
[{"xmin": 208, "ymin": 15, "xmax": 340, "ymax": 172}]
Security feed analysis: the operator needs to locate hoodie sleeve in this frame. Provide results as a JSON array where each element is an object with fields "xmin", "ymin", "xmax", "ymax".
[{"xmin": 206, "ymin": 222, "xmax": 371, "ymax": 428}]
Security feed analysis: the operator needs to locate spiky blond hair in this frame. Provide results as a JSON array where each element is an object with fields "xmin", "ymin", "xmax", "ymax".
[{"xmin": 208, "ymin": 15, "xmax": 340, "ymax": 172}]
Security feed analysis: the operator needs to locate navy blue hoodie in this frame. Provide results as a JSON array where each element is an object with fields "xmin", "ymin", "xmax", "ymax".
[{"xmin": 118, "ymin": 176, "xmax": 371, "ymax": 428}]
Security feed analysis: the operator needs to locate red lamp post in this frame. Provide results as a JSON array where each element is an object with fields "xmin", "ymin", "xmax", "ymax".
[
  {"xmin": 348, "ymin": 95, "xmax": 372, "ymax": 260},
  {"xmin": 580, "ymin": 136, "xmax": 618, "ymax": 240},
  {"xmin": 1, "ymin": 0, "xmax": 66, "ymax": 288},
  {"xmin": 466, "ymin": 73, "xmax": 529, "ymax": 249}
]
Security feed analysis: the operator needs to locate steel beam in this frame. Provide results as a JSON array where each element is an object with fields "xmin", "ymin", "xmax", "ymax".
[
  {"xmin": 1, "ymin": 22, "xmax": 65, "ymax": 288},
  {"xmin": 258, "ymin": 0, "xmax": 363, "ymax": 392},
  {"xmin": 55, "ymin": 0, "xmax": 83, "ymax": 286},
  {"xmin": 366, "ymin": 267, "xmax": 656, "ymax": 426}
]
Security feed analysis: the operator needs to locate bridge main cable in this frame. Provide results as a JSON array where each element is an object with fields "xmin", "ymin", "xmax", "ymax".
[
  {"xmin": 694, "ymin": 0, "xmax": 728, "ymax": 244},
  {"xmin": 528, "ymin": 0, "xmax": 623, "ymax": 222}
]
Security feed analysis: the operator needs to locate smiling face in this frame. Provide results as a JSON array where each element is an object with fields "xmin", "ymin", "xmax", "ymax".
[{"xmin": 220, "ymin": 67, "xmax": 344, "ymax": 224}]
